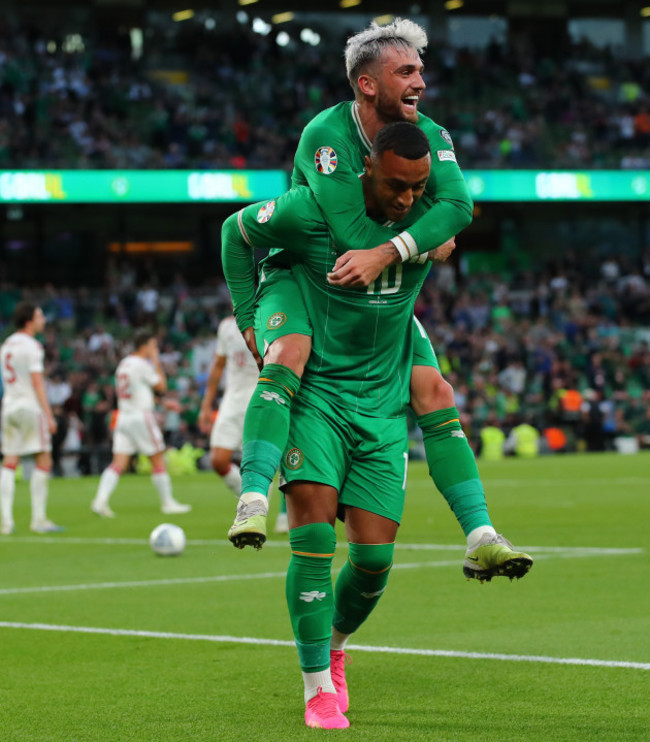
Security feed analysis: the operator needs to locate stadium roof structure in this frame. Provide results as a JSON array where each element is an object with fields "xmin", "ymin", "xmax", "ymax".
[{"xmin": 15, "ymin": 0, "xmax": 650, "ymax": 18}]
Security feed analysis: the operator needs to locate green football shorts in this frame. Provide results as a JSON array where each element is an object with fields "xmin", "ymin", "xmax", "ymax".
[
  {"xmin": 280, "ymin": 388, "xmax": 409, "ymax": 524},
  {"xmin": 412, "ymin": 316, "xmax": 439, "ymax": 370},
  {"xmin": 254, "ymin": 266, "xmax": 312, "ymax": 356}
]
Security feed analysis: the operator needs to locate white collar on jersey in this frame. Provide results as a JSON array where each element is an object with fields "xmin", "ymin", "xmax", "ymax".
[{"xmin": 351, "ymin": 102, "xmax": 372, "ymax": 152}]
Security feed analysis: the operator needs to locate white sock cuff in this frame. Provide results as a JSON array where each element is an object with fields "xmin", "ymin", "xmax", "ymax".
[
  {"xmin": 467, "ymin": 525, "xmax": 497, "ymax": 550},
  {"xmin": 240, "ymin": 491, "xmax": 268, "ymax": 507},
  {"xmin": 330, "ymin": 628, "xmax": 351, "ymax": 652},
  {"xmin": 302, "ymin": 668, "xmax": 336, "ymax": 703}
]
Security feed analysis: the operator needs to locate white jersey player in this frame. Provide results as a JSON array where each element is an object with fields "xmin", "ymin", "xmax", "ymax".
[
  {"xmin": 198, "ymin": 316, "xmax": 260, "ymax": 495},
  {"xmin": 90, "ymin": 330, "xmax": 191, "ymax": 518},
  {"xmin": 0, "ymin": 302, "xmax": 62, "ymax": 535}
]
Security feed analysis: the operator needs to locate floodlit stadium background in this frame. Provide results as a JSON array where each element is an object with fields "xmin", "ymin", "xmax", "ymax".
[{"xmin": 0, "ymin": 5, "xmax": 648, "ymax": 738}]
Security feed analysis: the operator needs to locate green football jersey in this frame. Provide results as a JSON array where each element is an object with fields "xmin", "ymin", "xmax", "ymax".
[
  {"xmin": 222, "ymin": 187, "xmax": 431, "ymax": 418},
  {"xmin": 291, "ymin": 101, "xmax": 473, "ymax": 257}
]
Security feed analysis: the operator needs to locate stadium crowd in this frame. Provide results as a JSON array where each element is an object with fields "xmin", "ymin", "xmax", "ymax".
[
  {"xmin": 0, "ymin": 249, "xmax": 648, "ymax": 472},
  {"xmin": 1, "ymin": 14, "xmax": 650, "ymax": 170}
]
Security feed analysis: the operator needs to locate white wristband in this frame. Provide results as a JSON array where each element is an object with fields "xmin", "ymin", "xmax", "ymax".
[{"xmin": 390, "ymin": 231, "xmax": 418, "ymax": 262}]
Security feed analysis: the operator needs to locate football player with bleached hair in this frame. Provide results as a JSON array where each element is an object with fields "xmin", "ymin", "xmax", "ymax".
[
  {"xmin": 231, "ymin": 14, "xmax": 528, "ymax": 581},
  {"xmin": 227, "ymin": 22, "xmax": 532, "ymax": 723},
  {"xmin": 344, "ymin": 17, "xmax": 429, "ymax": 94}
]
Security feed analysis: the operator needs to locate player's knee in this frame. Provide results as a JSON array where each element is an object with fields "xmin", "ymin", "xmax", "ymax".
[
  {"xmin": 35, "ymin": 453, "xmax": 53, "ymax": 472},
  {"xmin": 211, "ymin": 450, "xmax": 231, "ymax": 476},
  {"xmin": 265, "ymin": 334, "xmax": 311, "ymax": 376},
  {"xmin": 410, "ymin": 370, "xmax": 455, "ymax": 415},
  {"xmin": 348, "ymin": 542, "xmax": 394, "ymax": 575}
]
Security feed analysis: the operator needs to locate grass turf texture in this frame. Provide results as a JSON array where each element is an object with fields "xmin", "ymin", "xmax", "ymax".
[{"xmin": 1, "ymin": 453, "xmax": 648, "ymax": 741}]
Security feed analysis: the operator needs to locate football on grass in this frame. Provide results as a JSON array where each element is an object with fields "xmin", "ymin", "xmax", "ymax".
[{"xmin": 150, "ymin": 523, "xmax": 186, "ymax": 556}]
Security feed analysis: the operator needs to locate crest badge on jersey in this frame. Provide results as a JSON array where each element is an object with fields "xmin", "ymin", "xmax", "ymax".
[
  {"xmin": 257, "ymin": 200, "xmax": 276, "ymax": 223},
  {"xmin": 315, "ymin": 146, "xmax": 338, "ymax": 174},
  {"xmin": 440, "ymin": 129, "xmax": 454, "ymax": 149},
  {"xmin": 266, "ymin": 312, "xmax": 287, "ymax": 329},
  {"xmin": 285, "ymin": 447, "xmax": 304, "ymax": 470}
]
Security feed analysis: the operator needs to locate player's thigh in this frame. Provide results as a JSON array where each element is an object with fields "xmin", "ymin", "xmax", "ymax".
[
  {"xmin": 410, "ymin": 366, "xmax": 455, "ymax": 416},
  {"xmin": 285, "ymin": 481, "xmax": 339, "ymax": 528},
  {"xmin": 1, "ymin": 407, "xmax": 51, "ymax": 457},
  {"xmin": 279, "ymin": 392, "xmax": 351, "ymax": 494},
  {"xmin": 339, "ymin": 415, "xmax": 409, "ymax": 525},
  {"xmin": 344, "ymin": 506, "xmax": 399, "ymax": 544},
  {"xmin": 410, "ymin": 317, "xmax": 453, "ymax": 415},
  {"xmin": 255, "ymin": 267, "xmax": 312, "ymax": 369}
]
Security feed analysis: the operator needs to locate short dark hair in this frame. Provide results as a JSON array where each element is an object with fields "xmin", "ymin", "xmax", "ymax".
[
  {"xmin": 371, "ymin": 121, "xmax": 430, "ymax": 161},
  {"xmin": 133, "ymin": 329, "xmax": 156, "ymax": 350},
  {"xmin": 13, "ymin": 301, "xmax": 38, "ymax": 330}
]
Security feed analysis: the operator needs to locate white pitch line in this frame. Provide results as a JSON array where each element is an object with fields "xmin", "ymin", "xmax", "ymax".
[
  {"xmin": 0, "ymin": 570, "xmax": 288, "ymax": 596},
  {"xmin": 485, "ymin": 477, "xmax": 648, "ymax": 487},
  {"xmin": 0, "ymin": 548, "xmax": 640, "ymax": 597},
  {"xmin": 0, "ymin": 561, "xmax": 459, "ymax": 596},
  {"xmin": 0, "ymin": 621, "xmax": 647, "ymax": 671},
  {"xmin": 0, "ymin": 536, "xmax": 642, "ymax": 556}
]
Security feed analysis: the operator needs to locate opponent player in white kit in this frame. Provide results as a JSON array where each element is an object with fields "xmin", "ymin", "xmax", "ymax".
[
  {"xmin": 90, "ymin": 330, "xmax": 191, "ymax": 517},
  {"xmin": 198, "ymin": 315, "xmax": 260, "ymax": 496},
  {"xmin": 1, "ymin": 302, "xmax": 62, "ymax": 535}
]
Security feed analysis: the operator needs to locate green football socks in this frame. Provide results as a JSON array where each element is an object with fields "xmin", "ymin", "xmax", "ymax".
[
  {"xmin": 333, "ymin": 542, "xmax": 394, "ymax": 635},
  {"xmin": 286, "ymin": 523, "xmax": 336, "ymax": 673},
  {"xmin": 241, "ymin": 363, "xmax": 301, "ymax": 497},
  {"xmin": 418, "ymin": 407, "xmax": 493, "ymax": 536}
]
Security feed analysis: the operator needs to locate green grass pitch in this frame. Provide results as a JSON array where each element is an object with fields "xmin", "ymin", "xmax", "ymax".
[{"xmin": 1, "ymin": 453, "xmax": 648, "ymax": 741}]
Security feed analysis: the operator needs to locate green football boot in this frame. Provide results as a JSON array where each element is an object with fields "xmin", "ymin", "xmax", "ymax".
[
  {"xmin": 463, "ymin": 533, "xmax": 533, "ymax": 583},
  {"xmin": 228, "ymin": 493, "xmax": 268, "ymax": 550}
]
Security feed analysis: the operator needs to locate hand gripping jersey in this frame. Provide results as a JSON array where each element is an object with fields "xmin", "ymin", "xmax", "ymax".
[
  {"xmin": 0, "ymin": 331, "xmax": 45, "ymax": 412},
  {"xmin": 115, "ymin": 355, "xmax": 160, "ymax": 414},
  {"xmin": 223, "ymin": 188, "xmax": 431, "ymax": 419}
]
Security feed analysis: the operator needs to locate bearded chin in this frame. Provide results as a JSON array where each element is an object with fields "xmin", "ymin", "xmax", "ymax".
[{"xmin": 377, "ymin": 94, "xmax": 417, "ymax": 123}]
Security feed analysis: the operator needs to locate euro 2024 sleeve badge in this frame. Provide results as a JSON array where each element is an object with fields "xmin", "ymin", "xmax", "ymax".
[
  {"xmin": 315, "ymin": 146, "xmax": 338, "ymax": 174},
  {"xmin": 257, "ymin": 200, "xmax": 276, "ymax": 223}
]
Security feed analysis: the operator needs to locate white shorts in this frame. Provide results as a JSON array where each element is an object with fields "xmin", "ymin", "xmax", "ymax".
[
  {"xmin": 113, "ymin": 411, "xmax": 165, "ymax": 457},
  {"xmin": 1, "ymin": 405, "xmax": 52, "ymax": 457},
  {"xmin": 209, "ymin": 388, "xmax": 255, "ymax": 451}
]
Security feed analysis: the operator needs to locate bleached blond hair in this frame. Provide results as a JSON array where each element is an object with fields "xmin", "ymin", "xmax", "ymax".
[{"xmin": 344, "ymin": 17, "xmax": 428, "ymax": 90}]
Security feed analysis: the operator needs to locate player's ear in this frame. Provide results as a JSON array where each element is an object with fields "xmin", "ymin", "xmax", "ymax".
[{"xmin": 357, "ymin": 73, "xmax": 376, "ymax": 97}]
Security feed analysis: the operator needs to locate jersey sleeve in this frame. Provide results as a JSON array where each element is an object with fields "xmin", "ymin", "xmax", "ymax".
[
  {"xmin": 391, "ymin": 123, "xmax": 474, "ymax": 259},
  {"xmin": 222, "ymin": 191, "xmax": 321, "ymax": 332},
  {"xmin": 139, "ymin": 360, "xmax": 160, "ymax": 389},
  {"xmin": 28, "ymin": 342, "xmax": 44, "ymax": 374},
  {"xmin": 294, "ymin": 120, "xmax": 403, "ymax": 251}
]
